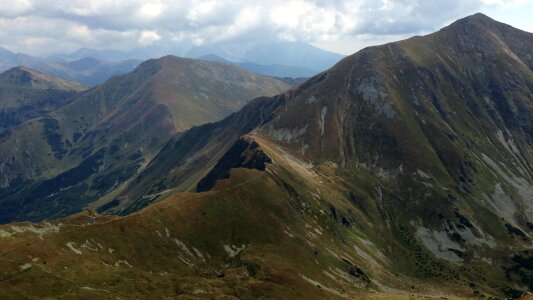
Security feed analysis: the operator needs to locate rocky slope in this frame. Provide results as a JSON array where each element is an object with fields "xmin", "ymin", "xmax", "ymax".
[
  {"xmin": 0, "ymin": 13, "xmax": 531, "ymax": 299},
  {"xmin": 0, "ymin": 56, "xmax": 290, "ymax": 223}
]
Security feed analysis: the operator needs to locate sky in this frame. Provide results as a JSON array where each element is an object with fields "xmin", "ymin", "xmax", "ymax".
[{"xmin": 0, "ymin": 0, "xmax": 531, "ymax": 56}]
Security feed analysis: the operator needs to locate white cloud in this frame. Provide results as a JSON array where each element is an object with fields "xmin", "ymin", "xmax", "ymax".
[
  {"xmin": 481, "ymin": 0, "xmax": 526, "ymax": 5},
  {"xmin": 66, "ymin": 24, "xmax": 92, "ymax": 42},
  {"xmin": 0, "ymin": 0, "xmax": 530, "ymax": 55},
  {"xmin": 0, "ymin": 0, "xmax": 33, "ymax": 17},
  {"xmin": 138, "ymin": 30, "xmax": 161, "ymax": 46},
  {"xmin": 136, "ymin": 1, "xmax": 165, "ymax": 20}
]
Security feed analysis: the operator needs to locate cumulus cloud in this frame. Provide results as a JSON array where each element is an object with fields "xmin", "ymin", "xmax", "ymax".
[
  {"xmin": 0, "ymin": 0, "xmax": 530, "ymax": 55},
  {"xmin": 138, "ymin": 30, "xmax": 161, "ymax": 46}
]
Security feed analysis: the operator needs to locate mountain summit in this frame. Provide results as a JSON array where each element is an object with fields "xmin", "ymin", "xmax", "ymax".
[
  {"xmin": 0, "ymin": 66, "xmax": 86, "ymax": 90},
  {"xmin": 0, "ymin": 67, "xmax": 86, "ymax": 132},
  {"xmin": 0, "ymin": 14, "xmax": 531, "ymax": 299}
]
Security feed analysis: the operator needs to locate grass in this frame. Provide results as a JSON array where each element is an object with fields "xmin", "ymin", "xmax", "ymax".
[{"xmin": 0, "ymin": 134, "xmax": 528, "ymax": 298}]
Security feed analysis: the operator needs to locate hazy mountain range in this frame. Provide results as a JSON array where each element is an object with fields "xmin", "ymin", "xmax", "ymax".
[
  {"xmin": 187, "ymin": 41, "xmax": 344, "ymax": 76},
  {"xmin": 197, "ymin": 54, "xmax": 318, "ymax": 78},
  {"xmin": 0, "ymin": 13, "xmax": 531, "ymax": 299},
  {"xmin": 0, "ymin": 41, "xmax": 344, "ymax": 83},
  {"xmin": 0, "ymin": 48, "xmax": 141, "ymax": 85}
]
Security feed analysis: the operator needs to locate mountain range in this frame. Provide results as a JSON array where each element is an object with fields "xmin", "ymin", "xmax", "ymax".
[
  {"xmin": 197, "ymin": 54, "xmax": 317, "ymax": 78},
  {"xmin": 1, "ymin": 41, "xmax": 344, "ymax": 82},
  {"xmin": 0, "ymin": 56, "xmax": 290, "ymax": 223},
  {"xmin": 51, "ymin": 41, "xmax": 344, "ymax": 73},
  {"xmin": 0, "ymin": 13, "xmax": 531, "ymax": 299},
  {"xmin": 187, "ymin": 41, "xmax": 344, "ymax": 77},
  {"xmin": 0, "ymin": 48, "xmax": 141, "ymax": 85}
]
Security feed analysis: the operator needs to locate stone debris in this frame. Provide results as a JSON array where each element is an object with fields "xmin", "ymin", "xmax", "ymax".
[
  {"xmin": 223, "ymin": 244, "xmax": 246, "ymax": 258},
  {"xmin": 66, "ymin": 242, "xmax": 82, "ymax": 255}
]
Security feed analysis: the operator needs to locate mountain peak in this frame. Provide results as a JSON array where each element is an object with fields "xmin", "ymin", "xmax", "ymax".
[
  {"xmin": 132, "ymin": 55, "xmax": 251, "ymax": 79},
  {"xmin": 387, "ymin": 12, "xmax": 533, "ymax": 71},
  {"xmin": 130, "ymin": 55, "xmax": 196, "ymax": 78},
  {"xmin": 66, "ymin": 56, "xmax": 103, "ymax": 71},
  {"xmin": 2, "ymin": 66, "xmax": 54, "ymax": 83},
  {"xmin": 463, "ymin": 12, "xmax": 493, "ymax": 22},
  {"xmin": 0, "ymin": 47, "xmax": 15, "ymax": 57},
  {"xmin": 0, "ymin": 66, "xmax": 86, "ymax": 91},
  {"xmin": 442, "ymin": 12, "xmax": 520, "ymax": 34},
  {"xmin": 198, "ymin": 54, "xmax": 232, "ymax": 64}
]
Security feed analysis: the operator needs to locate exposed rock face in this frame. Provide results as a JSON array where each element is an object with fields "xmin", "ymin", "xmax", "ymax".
[{"xmin": 197, "ymin": 137, "xmax": 272, "ymax": 192}]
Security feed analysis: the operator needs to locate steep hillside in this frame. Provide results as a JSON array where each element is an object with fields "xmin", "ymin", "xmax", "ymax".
[
  {"xmin": 0, "ymin": 56, "xmax": 290, "ymax": 223},
  {"xmin": 111, "ymin": 95, "xmax": 286, "ymax": 213},
  {"xmin": 0, "ymin": 67, "xmax": 86, "ymax": 132},
  {"xmin": 0, "ymin": 13, "xmax": 531, "ymax": 299}
]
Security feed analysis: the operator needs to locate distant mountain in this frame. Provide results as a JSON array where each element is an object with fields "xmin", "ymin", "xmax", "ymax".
[
  {"xmin": 50, "ymin": 43, "xmax": 193, "ymax": 62},
  {"xmin": 50, "ymin": 48, "xmax": 132, "ymax": 62},
  {"xmin": 198, "ymin": 54, "xmax": 318, "ymax": 78},
  {"xmin": 0, "ymin": 47, "xmax": 39, "ymax": 71},
  {"xmin": 0, "ymin": 67, "xmax": 86, "ymax": 132},
  {"xmin": 237, "ymin": 62, "xmax": 318, "ymax": 78},
  {"xmin": 187, "ymin": 41, "xmax": 344, "ymax": 73},
  {"xmin": 0, "ymin": 47, "xmax": 140, "ymax": 85},
  {"xmin": 273, "ymin": 76, "xmax": 309, "ymax": 87},
  {"xmin": 0, "ymin": 56, "xmax": 290, "ymax": 223},
  {"xmin": 243, "ymin": 41, "xmax": 344, "ymax": 71},
  {"xmin": 2, "ymin": 41, "xmax": 342, "ymax": 81},
  {"xmin": 0, "ymin": 66, "xmax": 86, "ymax": 91},
  {"xmin": 0, "ymin": 47, "xmax": 16, "ymax": 65},
  {"xmin": 0, "ymin": 47, "xmax": 14, "ymax": 56},
  {"xmin": 36, "ymin": 57, "xmax": 141, "ymax": 85},
  {"xmin": 197, "ymin": 54, "xmax": 232, "ymax": 63}
]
